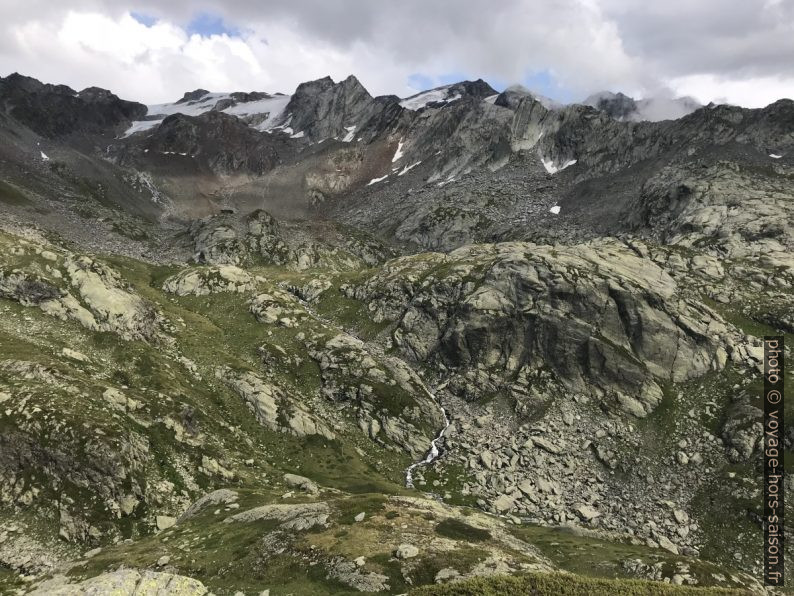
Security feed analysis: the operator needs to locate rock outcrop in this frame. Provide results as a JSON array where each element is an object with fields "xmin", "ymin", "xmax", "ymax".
[
  {"xmin": 1, "ymin": 243, "xmax": 168, "ymax": 342},
  {"xmin": 0, "ymin": 73, "xmax": 146, "ymax": 137},
  {"xmin": 348, "ymin": 240, "xmax": 737, "ymax": 417},
  {"xmin": 190, "ymin": 210, "xmax": 390, "ymax": 270},
  {"xmin": 163, "ymin": 265, "xmax": 256, "ymax": 296},
  {"xmin": 29, "ymin": 570, "xmax": 209, "ymax": 595},
  {"xmin": 216, "ymin": 367, "xmax": 336, "ymax": 440},
  {"xmin": 277, "ymin": 75, "xmax": 403, "ymax": 143}
]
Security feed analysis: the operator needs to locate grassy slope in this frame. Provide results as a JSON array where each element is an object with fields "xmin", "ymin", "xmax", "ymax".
[
  {"xmin": 410, "ymin": 572, "xmax": 750, "ymax": 596},
  {"xmin": 0, "ymin": 230, "xmax": 783, "ymax": 594}
]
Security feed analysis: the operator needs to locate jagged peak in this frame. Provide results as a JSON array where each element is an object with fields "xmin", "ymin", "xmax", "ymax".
[
  {"xmin": 177, "ymin": 89, "xmax": 211, "ymax": 104},
  {"xmin": 1, "ymin": 72, "xmax": 75, "ymax": 96},
  {"xmin": 399, "ymin": 79, "xmax": 497, "ymax": 111},
  {"xmin": 447, "ymin": 79, "xmax": 498, "ymax": 98},
  {"xmin": 78, "ymin": 87, "xmax": 123, "ymax": 102},
  {"xmin": 497, "ymin": 85, "xmax": 562, "ymax": 110},
  {"xmin": 292, "ymin": 75, "xmax": 371, "ymax": 101},
  {"xmin": 582, "ymin": 91, "xmax": 701, "ymax": 122},
  {"xmin": 584, "ymin": 90, "xmax": 633, "ymax": 103},
  {"xmin": 293, "ymin": 76, "xmax": 336, "ymax": 96}
]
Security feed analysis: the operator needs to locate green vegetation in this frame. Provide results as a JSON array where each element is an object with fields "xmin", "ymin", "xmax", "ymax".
[
  {"xmin": 0, "ymin": 227, "xmax": 781, "ymax": 594},
  {"xmin": 511, "ymin": 524, "xmax": 748, "ymax": 588},
  {"xmin": 435, "ymin": 518, "xmax": 491, "ymax": 542},
  {"xmin": 410, "ymin": 572, "xmax": 749, "ymax": 596},
  {"xmin": 0, "ymin": 179, "xmax": 30, "ymax": 205}
]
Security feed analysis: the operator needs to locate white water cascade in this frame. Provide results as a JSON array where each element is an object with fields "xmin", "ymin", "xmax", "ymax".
[{"xmin": 405, "ymin": 384, "xmax": 452, "ymax": 488}]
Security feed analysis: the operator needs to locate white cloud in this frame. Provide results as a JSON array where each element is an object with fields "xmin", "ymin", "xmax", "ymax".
[
  {"xmin": 0, "ymin": 2, "xmax": 791, "ymax": 107},
  {"xmin": 2, "ymin": 10, "xmax": 426, "ymax": 103},
  {"xmin": 669, "ymin": 74, "xmax": 794, "ymax": 108}
]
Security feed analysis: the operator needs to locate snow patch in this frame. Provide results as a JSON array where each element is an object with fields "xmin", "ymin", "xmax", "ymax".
[
  {"xmin": 367, "ymin": 175, "xmax": 389, "ymax": 186},
  {"xmin": 123, "ymin": 119, "xmax": 161, "ymax": 136},
  {"xmin": 770, "ymin": 153, "xmax": 783, "ymax": 159},
  {"xmin": 399, "ymin": 86, "xmax": 463, "ymax": 111},
  {"xmin": 542, "ymin": 158, "xmax": 577, "ymax": 174},
  {"xmin": 398, "ymin": 161, "xmax": 421, "ymax": 176},
  {"xmin": 342, "ymin": 125, "xmax": 356, "ymax": 142},
  {"xmin": 290, "ymin": 130, "xmax": 305, "ymax": 139},
  {"xmin": 549, "ymin": 205, "xmax": 561, "ymax": 215},
  {"xmin": 269, "ymin": 114, "xmax": 293, "ymax": 132},
  {"xmin": 392, "ymin": 138, "xmax": 405, "ymax": 163},
  {"xmin": 128, "ymin": 171, "xmax": 165, "ymax": 204},
  {"xmin": 227, "ymin": 95, "xmax": 290, "ymax": 131},
  {"xmin": 483, "ymin": 94, "xmax": 499, "ymax": 104},
  {"xmin": 40, "ymin": 151, "xmax": 49, "ymax": 161}
]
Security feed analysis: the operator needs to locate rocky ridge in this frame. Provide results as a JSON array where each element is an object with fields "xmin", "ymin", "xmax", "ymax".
[{"xmin": 0, "ymin": 70, "xmax": 791, "ymax": 594}]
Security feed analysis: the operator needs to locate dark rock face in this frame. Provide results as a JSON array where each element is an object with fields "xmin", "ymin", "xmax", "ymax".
[
  {"xmin": 124, "ymin": 111, "xmax": 295, "ymax": 176},
  {"xmin": 495, "ymin": 87, "xmax": 535, "ymax": 111},
  {"xmin": 584, "ymin": 91, "xmax": 638, "ymax": 120},
  {"xmin": 347, "ymin": 241, "xmax": 732, "ymax": 415},
  {"xmin": 280, "ymin": 75, "xmax": 402, "ymax": 142},
  {"xmin": 176, "ymin": 89, "xmax": 211, "ymax": 104},
  {"xmin": 445, "ymin": 79, "xmax": 498, "ymax": 100},
  {"xmin": 212, "ymin": 92, "xmax": 282, "ymax": 113},
  {"xmin": 0, "ymin": 272, "xmax": 62, "ymax": 305},
  {"xmin": 400, "ymin": 96, "xmax": 514, "ymax": 177},
  {"xmin": 0, "ymin": 73, "xmax": 146, "ymax": 137},
  {"xmin": 230, "ymin": 91, "xmax": 274, "ymax": 102}
]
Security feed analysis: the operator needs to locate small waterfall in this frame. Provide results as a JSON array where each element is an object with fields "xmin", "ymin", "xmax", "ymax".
[{"xmin": 405, "ymin": 390, "xmax": 451, "ymax": 488}]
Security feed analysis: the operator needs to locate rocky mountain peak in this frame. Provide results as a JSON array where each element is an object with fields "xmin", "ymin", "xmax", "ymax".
[
  {"xmin": 584, "ymin": 90, "xmax": 637, "ymax": 119},
  {"xmin": 281, "ymin": 74, "xmax": 386, "ymax": 142},
  {"xmin": 0, "ymin": 73, "xmax": 146, "ymax": 137},
  {"xmin": 177, "ymin": 89, "xmax": 211, "ymax": 104},
  {"xmin": 0, "ymin": 72, "xmax": 78, "ymax": 99},
  {"xmin": 584, "ymin": 90, "xmax": 702, "ymax": 122},
  {"xmin": 77, "ymin": 86, "xmax": 122, "ymax": 102},
  {"xmin": 446, "ymin": 78, "xmax": 498, "ymax": 99},
  {"xmin": 292, "ymin": 75, "xmax": 337, "ymax": 97},
  {"xmin": 495, "ymin": 85, "xmax": 561, "ymax": 111}
]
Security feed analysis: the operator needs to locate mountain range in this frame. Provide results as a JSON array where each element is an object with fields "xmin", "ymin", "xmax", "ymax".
[{"xmin": 0, "ymin": 70, "xmax": 791, "ymax": 595}]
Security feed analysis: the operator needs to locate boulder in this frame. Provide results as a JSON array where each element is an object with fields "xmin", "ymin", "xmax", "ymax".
[
  {"xmin": 395, "ymin": 543, "xmax": 419, "ymax": 559},
  {"xmin": 28, "ymin": 570, "xmax": 208, "ymax": 595},
  {"xmin": 283, "ymin": 473, "xmax": 320, "ymax": 495}
]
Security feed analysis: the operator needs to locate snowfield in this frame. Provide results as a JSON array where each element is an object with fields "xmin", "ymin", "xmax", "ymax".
[
  {"xmin": 123, "ymin": 92, "xmax": 291, "ymax": 137},
  {"xmin": 400, "ymin": 86, "xmax": 462, "ymax": 111}
]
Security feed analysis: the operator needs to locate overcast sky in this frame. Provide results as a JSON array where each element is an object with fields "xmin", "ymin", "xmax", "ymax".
[{"xmin": 1, "ymin": 0, "xmax": 792, "ymax": 106}]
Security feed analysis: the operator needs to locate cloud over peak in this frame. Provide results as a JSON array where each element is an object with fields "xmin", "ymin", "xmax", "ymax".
[{"xmin": 0, "ymin": 0, "xmax": 791, "ymax": 106}]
